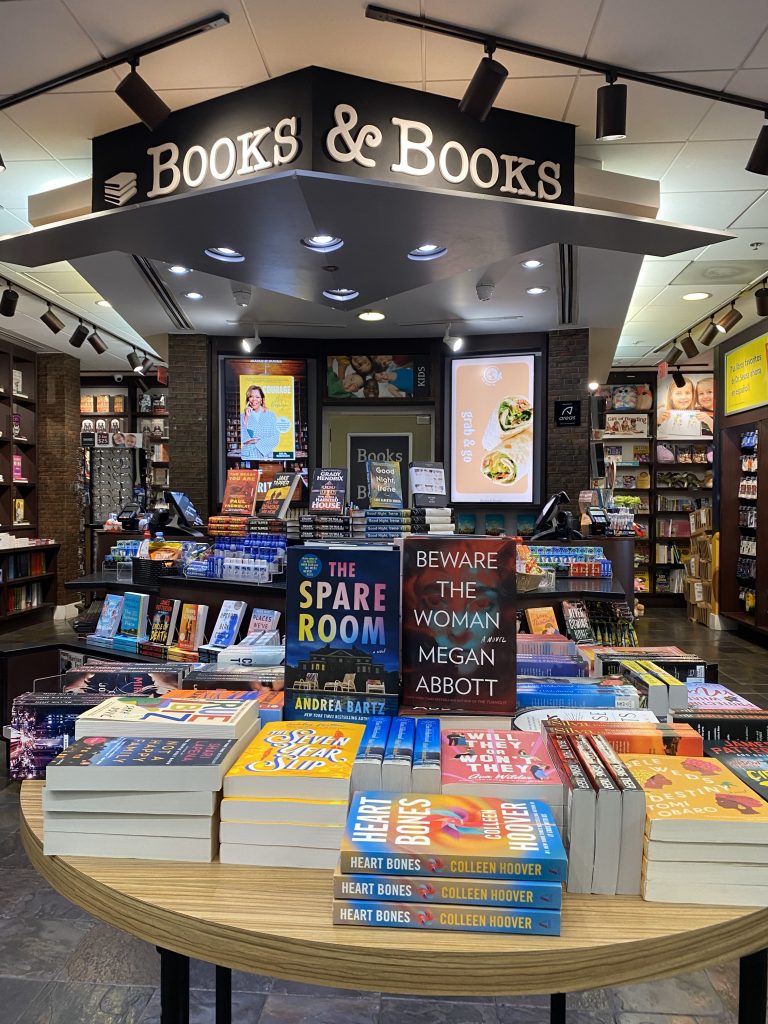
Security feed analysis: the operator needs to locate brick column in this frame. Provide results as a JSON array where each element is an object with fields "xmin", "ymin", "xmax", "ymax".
[
  {"xmin": 37, "ymin": 353, "xmax": 81, "ymax": 605},
  {"xmin": 546, "ymin": 329, "xmax": 590, "ymax": 511},
  {"xmin": 168, "ymin": 334, "xmax": 209, "ymax": 516}
]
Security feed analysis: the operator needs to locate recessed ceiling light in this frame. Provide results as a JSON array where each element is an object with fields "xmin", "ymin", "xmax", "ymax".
[
  {"xmin": 682, "ymin": 291, "xmax": 712, "ymax": 301},
  {"xmin": 323, "ymin": 288, "xmax": 360, "ymax": 302},
  {"xmin": 95, "ymin": 299, "xmax": 111, "ymax": 308},
  {"xmin": 408, "ymin": 243, "xmax": 447, "ymax": 261},
  {"xmin": 184, "ymin": 291, "xmax": 203, "ymax": 300},
  {"xmin": 169, "ymin": 265, "xmax": 190, "ymax": 275},
  {"xmin": 526, "ymin": 286, "xmax": 549, "ymax": 295},
  {"xmin": 358, "ymin": 309, "xmax": 385, "ymax": 321},
  {"xmin": 204, "ymin": 247, "xmax": 245, "ymax": 262},
  {"xmin": 301, "ymin": 235, "xmax": 344, "ymax": 253},
  {"xmin": 521, "ymin": 259, "xmax": 543, "ymax": 269}
]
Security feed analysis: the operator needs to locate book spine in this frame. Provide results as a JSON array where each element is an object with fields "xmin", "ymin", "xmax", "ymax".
[
  {"xmin": 515, "ymin": 689, "xmax": 638, "ymax": 709},
  {"xmin": 672, "ymin": 712, "xmax": 768, "ymax": 742},
  {"xmin": 338, "ymin": 849, "xmax": 566, "ymax": 881},
  {"xmin": 333, "ymin": 874, "xmax": 562, "ymax": 909},
  {"xmin": 355, "ymin": 716, "xmax": 391, "ymax": 763},
  {"xmin": 383, "ymin": 716, "xmax": 416, "ymax": 766},
  {"xmin": 332, "ymin": 901, "xmax": 560, "ymax": 934},
  {"xmin": 413, "ymin": 717, "xmax": 440, "ymax": 768},
  {"xmin": 544, "ymin": 731, "xmax": 595, "ymax": 796}
]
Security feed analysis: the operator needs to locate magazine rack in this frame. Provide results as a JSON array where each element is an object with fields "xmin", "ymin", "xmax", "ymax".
[{"xmin": 19, "ymin": 781, "xmax": 768, "ymax": 1024}]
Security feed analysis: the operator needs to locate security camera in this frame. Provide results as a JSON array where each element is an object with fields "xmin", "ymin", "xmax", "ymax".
[
  {"xmin": 476, "ymin": 280, "xmax": 495, "ymax": 301},
  {"xmin": 231, "ymin": 285, "xmax": 251, "ymax": 309},
  {"xmin": 113, "ymin": 373, "xmax": 123, "ymax": 383}
]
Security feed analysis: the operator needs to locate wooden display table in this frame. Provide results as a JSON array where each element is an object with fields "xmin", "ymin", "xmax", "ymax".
[{"xmin": 19, "ymin": 781, "xmax": 768, "ymax": 1024}]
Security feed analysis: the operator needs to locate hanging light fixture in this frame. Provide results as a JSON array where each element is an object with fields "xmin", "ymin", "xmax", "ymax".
[
  {"xmin": 88, "ymin": 330, "xmax": 108, "ymax": 355},
  {"xmin": 135, "ymin": 374, "xmax": 150, "ymax": 394},
  {"xmin": 40, "ymin": 304, "xmax": 64, "ymax": 333},
  {"xmin": 127, "ymin": 349, "xmax": 144, "ymax": 372},
  {"xmin": 140, "ymin": 355, "xmax": 154, "ymax": 374},
  {"xmin": 68, "ymin": 321, "xmax": 89, "ymax": 348},
  {"xmin": 442, "ymin": 325, "xmax": 464, "ymax": 352},
  {"xmin": 115, "ymin": 59, "xmax": 170, "ymax": 131},
  {"xmin": 680, "ymin": 332, "xmax": 698, "ymax": 359},
  {"xmin": 699, "ymin": 318, "xmax": 719, "ymax": 347},
  {"xmin": 755, "ymin": 280, "xmax": 768, "ymax": 317},
  {"xmin": 747, "ymin": 119, "xmax": 768, "ymax": 175},
  {"xmin": 663, "ymin": 343, "xmax": 683, "ymax": 364},
  {"xmin": 458, "ymin": 41, "xmax": 508, "ymax": 122},
  {"xmin": 0, "ymin": 282, "xmax": 19, "ymax": 318},
  {"xmin": 716, "ymin": 302, "xmax": 742, "ymax": 334},
  {"xmin": 596, "ymin": 75, "xmax": 627, "ymax": 141}
]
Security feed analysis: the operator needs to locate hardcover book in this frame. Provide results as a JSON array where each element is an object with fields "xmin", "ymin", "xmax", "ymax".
[
  {"xmin": 309, "ymin": 468, "xmax": 347, "ymax": 516},
  {"xmin": 332, "ymin": 866, "xmax": 562, "ymax": 908},
  {"xmin": 80, "ymin": 394, "xmax": 94, "ymax": 413},
  {"xmin": 704, "ymin": 751, "xmax": 768, "ymax": 800},
  {"xmin": 12, "ymin": 454, "xmax": 23, "ymax": 481},
  {"xmin": 63, "ymin": 667, "xmax": 185, "ymax": 696},
  {"xmin": 148, "ymin": 598, "xmax": 180, "ymax": 646},
  {"xmin": 400, "ymin": 536, "xmax": 517, "ymax": 714},
  {"xmin": 367, "ymin": 460, "xmax": 404, "ymax": 509},
  {"xmin": 332, "ymin": 900, "xmax": 560, "ymax": 934},
  {"xmin": 247, "ymin": 607, "xmax": 281, "ymax": 634},
  {"xmin": 542, "ymin": 719, "xmax": 704, "ymax": 756},
  {"xmin": 119, "ymin": 592, "xmax": 150, "ymax": 641},
  {"xmin": 175, "ymin": 603, "xmax": 208, "ymax": 651},
  {"xmin": 221, "ymin": 469, "xmax": 261, "ymax": 516},
  {"xmin": 561, "ymin": 601, "xmax": 596, "ymax": 644},
  {"xmin": 209, "ymin": 600, "xmax": 247, "ymax": 648},
  {"xmin": 441, "ymin": 730, "xmax": 564, "ymax": 805},
  {"xmin": 93, "ymin": 594, "xmax": 124, "ymax": 638},
  {"xmin": 74, "ymin": 694, "xmax": 260, "ymax": 740},
  {"xmin": 340, "ymin": 793, "xmax": 568, "ymax": 881},
  {"xmin": 686, "ymin": 683, "xmax": 760, "ymax": 711},
  {"xmin": 10, "ymin": 692, "xmax": 109, "ymax": 780},
  {"xmin": 258, "ymin": 472, "xmax": 301, "ymax": 519},
  {"xmin": 284, "ymin": 545, "xmax": 401, "ymax": 722},
  {"xmin": 409, "ymin": 462, "xmax": 447, "ymax": 508},
  {"xmin": 11, "ymin": 414, "xmax": 20, "ymax": 438},
  {"xmin": 13, "ymin": 498, "xmax": 25, "ymax": 524},
  {"xmin": 524, "ymin": 607, "xmax": 560, "ymax": 635}
]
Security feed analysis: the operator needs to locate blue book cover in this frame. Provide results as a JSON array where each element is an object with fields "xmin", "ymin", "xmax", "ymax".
[
  {"xmin": 333, "ymin": 900, "xmax": 560, "ymax": 934},
  {"xmin": 47, "ymin": 734, "xmax": 236, "ymax": 769},
  {"xmin": 358, "ymin": 716, "xmax": 392, "ymax": 762},
  {"xmin": 413, "ymin": 718, "xmax": 441, "ymax": 767},
  {"xmin": 384, "ymin": 716, "xmax": 416, "ymax": 766},
  {"xmin": 515, "ymin": 687, "xmax": 638, "ymax": 709},
  {"xmin": 119, "ymin": 592, "xmax": 149, "ymax": 640},
  {"xmin": 209, "ymin": 600, "xmax": 247, "ymax": 648},
  {"xmin": 333, "ymin": 870, "xmax": 562, "ymax": 910},
  {"xmin": 285, "ymin": 690, "xmax": 398, "ymax": 723},
  {"xmin": 94, "ymin": 594, "xmax": 124, "ymax": 638}
]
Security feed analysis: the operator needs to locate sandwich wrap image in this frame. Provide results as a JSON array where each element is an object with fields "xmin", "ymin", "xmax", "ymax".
[
  {"xmin": 481, "ymin": 432, "xmax": 532, "ymax": 486},
  {"xmin": 482, "ymin": 395, "xmax": 533, "ymax": 452}
]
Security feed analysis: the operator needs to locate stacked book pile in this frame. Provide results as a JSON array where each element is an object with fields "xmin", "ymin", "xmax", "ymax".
[
  {"xmin": 350, "ymin": 716, "xmax": 441, "ymax": 794},
  {"xmin": 585, "ymin": 645, "xmax": 713, "ymax": 682},
  {"xmin": 409, "ymin": 507, "xmax": 454, "ymax": 534},
  {"xmin": 220, "ymin": 720, "xmax": 365, "ymax": 867},
  {"xmin": 182, "ymin": 661, "xmax": 284, "ymax": 693},
  {"xmin": 622, "ymin": 752, "xmax": 768, "ymax": 905},
  {"xmin": 514, "ymin": 707, "xmax": 661, "ymax": 732},
  {"xmin": 672, "ymin": 708, "xmax": 768, "ymax": 742},
  {"xmin": 207, "ymin": 516, "xmax": 250, "ymax": 538},
  {"xmin": 616, "ymin": 660, "xmax": 689, "ymax": 717},
  {"xmin": 139, "ymin": 598, "xmax": 181, "ymax": 659},
  {"xmin": 165, "ymin": 688, "xmax": 284, "ymax": 725},
  {"xmin": 350, "ymin": 508, "xmax": 410, "ymax": 539},
  {"xmin": 515, "ymin": 677, "xmax": 640, "ymax": 710},
  {"xmin": 299, "ymin": 514, "xmax": 351, "ymax": 541},
  {"xmin": 333, "ymin": 793, "xmax": 567, "ymax": 934},
  {"xmin": 61, "ymin": 661, "xmax": 193, "ymax": 696},
  {"xmin": 168, "ymin": 603, "xmax": 209, "ymax": 662},
  {"xmin": 10, "ymin": 692, "xmax": 110, "ymax": 780},
  {"xmin": 686, "ymin": 683, "xmax": 759, "ymax": 712}
]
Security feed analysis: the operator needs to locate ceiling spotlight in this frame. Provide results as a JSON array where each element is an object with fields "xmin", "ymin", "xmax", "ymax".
[
  {"xmin": 169, "ymin": 265, "xmax": 190, "ymax": 275},
  {"xmin": 323, "ymin": 288, "xmax": 359, "ymax": 302},
  {"xmin": 241, "ymin": 337, "xmax": 253, "ymax": 353},
  {"xmin": 135, "ymin": 374, "xmax": 150, "ymax": 394},
  {"xmin": 476, "ymin": 280, "xmax": 495, "ymax": 301},
  {"xmin": 358, "ymin": 309, "xmax": 385, "ymax": 321},
  {"xmin": 526, "ymin": 286, "xmax": 549, "ymax": 295},
  {"xmin": 443, "ymin": 326, "xmax": 464, "ymax": 352},
  {"xmin": 184, "ymin": 291, "xmax": 203, "ymax": 300},
  {"xmin": 680, "ymin": 332, "xmax": 698, "ymax": 359},
  {"xmin": 0, "ymin": 283, "xmax": 18, "ymax": 318},
  {"xmin": 408, "ymin": 244, "xmax": 448, "ymax": 261},
  {"xmin": 40, "ymin": 304, "xmax": 64, "ymax": 334},
  {"xmin": 588, "ymin": 381, "xmax": 600, "ymax": 392},
  {"xmin": 699, "ymin": 318, "xmax": 719, "ymax": 347},
  {"xmin": 68, "ymin": 321, "xmax": 89, "ymax": 348},
  {"xmin": 127, "ymin": 349, "xmax": 143, "ymax": 372},
  {"xmin": 88, "ymin": 330, "xmax": 108, "ymax": 355},
  {"xmin": 0, "ymin": 153, "xmax": 5, "ymax": 173},
  {"xmin": 672, "ymin": 370, "xmax": 687, "ymax": 388},
  {"xmin": 140, "ymin": 355, "xmax": 154, "ymax": 374},
  {"xmin": 205, "ymin": 247, "xmax": 245, "ymax": 263},
  {"xmin": 301, "ymin": 235, "xmax": 344, "ymax": 253},
  {"xmin": 756, "ymin": 281, "xmax": 768, "ymax": 317},
  {"xmin": 682, "ymin": 292, "xmax": 711, "ymax": 301},
  {"xmin": 716, "ymin": 302, "xmax": 742, "ymax": 334},
  {"xmin": 459, "ymin": 41, "xmax": 508, "ymax": 122},
  {"xmin": 95, "ymin": 299, "xmax": 112, "ymax": 308},
  {"xmin": 747, "ymin": 120, "xmax": 768, "ymax": 175},
  {"xmin": 664, "ymin": 344, "xmax": 683, "ymax": 364},
  {"xmin": 521, "ymin": 259, "xmax": 543, "ymax": 269},
  {"xmin": 115, "ymin": 61, "xmax": 170, "ymax": 131},
  {"xmin": 596, "ymin": 75, "xmax": 627, "ymax": 141},
  {"xmin": 232, "ymin": 285, "xmax": 251, "ymax": 309}
]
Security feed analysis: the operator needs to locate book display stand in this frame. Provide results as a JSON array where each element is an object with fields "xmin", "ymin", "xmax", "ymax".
[{"xmin": 19, "ymin": 781, "xmax": 768, "ymax": 1024}]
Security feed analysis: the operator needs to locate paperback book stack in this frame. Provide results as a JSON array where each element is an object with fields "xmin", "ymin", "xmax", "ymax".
[
  {"xmin": 350, "ymin": 508, "xmax": 411, "ymax": 540},
  {"xmin": 622, "ymin": 753, "xmax": 768, "ymax": 905},
  {"xmin": 71, "ymin": 694, "xmax": 260, "ymax": 744},
  {"xmin": 62, "ymin": 662, "xmax": 193, "ymax": 696},
  {"xmin": 10, "ymin": 692, "xmax": 110, "ymax": 780},
  {"xmin": 333, "ymin": 793, "xmax": 567, "ymax": 934},
  {"xmin": 352, "ymin": 716, "xmax": 441, "ymax": 794},
  {"xmin": 86, "ymin": 594, "xmax": 124, "ymax": 650},
  {"xmin": 409, "ymin": 507, "xmax": 455, "ymax": 534},
  {"xmin": 515, "ymin": 678, "xmax": 640, "ymax": 710},
  {"xmin": 111, "ymin": 592, "xmax": 151, "ymax": 655},
  {"xmin": 138, "ymin": 598, "xmax": 181, "ymax": 659},
  {"xmin": 299, "ymin": 514, "xmax": 352, "ymax": 541},
  {"xmin": 220, "ymin": 720, "xmax": 365, "ymax": 867}
]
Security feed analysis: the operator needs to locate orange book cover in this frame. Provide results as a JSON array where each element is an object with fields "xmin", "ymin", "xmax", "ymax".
[
  {"xmin": 524, "ymin": 607, "xmax": 559, "ymax": 635},
  {"xmin": 176, "ymin": 604, "xmax": 199, "ymax": 651},
  {"xmin": 543, "ymin": 720, "xmax": 703, "ymax": 756},
  {"xmin": 226, "ymin": 721, "xmax": 365, "ymax": 784},
  {"xmin": 221, "ymin": 469, "xmax": 261, "ymax": 516}
]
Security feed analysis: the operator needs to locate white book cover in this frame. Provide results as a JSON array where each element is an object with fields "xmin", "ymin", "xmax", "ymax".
[
  {"xmin": 74, "ymin": 695, "xmax": 260, "ymax": 741},
  {"xmin": 209, "ymin": 601, "xmax": 248, "ymax": 648}
]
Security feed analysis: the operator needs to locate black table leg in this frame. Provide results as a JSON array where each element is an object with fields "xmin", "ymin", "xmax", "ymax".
[
  {"xmin": 550, "ymin": 992, "xmax": 566, "ymax": 1024},
  {"xmin": 157, "ymin": 947, "xmax": 190, "ymax": 1024},
  {"xmin": 739, "ymin": 949, "xmax": 768, "ymax": 1024},
  {"xmin": 216, "ymin": 965, "xmax": 232, "ymax": 1024}
]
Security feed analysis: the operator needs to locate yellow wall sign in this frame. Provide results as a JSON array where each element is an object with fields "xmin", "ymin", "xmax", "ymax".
[{"xmin": 725, "ymin": 335, "xmax": 768, "ymax": 415}]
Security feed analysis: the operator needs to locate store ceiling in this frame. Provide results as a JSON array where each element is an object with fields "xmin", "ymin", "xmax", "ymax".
[{"xmin": 0, "ymin": 0, "xmax": 768, "ymax": 372}]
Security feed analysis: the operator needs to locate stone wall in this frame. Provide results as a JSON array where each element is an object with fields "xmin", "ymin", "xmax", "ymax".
[
  {"xmin": 168, "ymin": 334, "xmax": 209, "ymax": 516},
  {"xmin": 546, "ymin": 328, "xmax": 590, "ymax": 510}
]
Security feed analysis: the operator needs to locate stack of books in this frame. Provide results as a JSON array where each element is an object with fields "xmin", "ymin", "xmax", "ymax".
[
  {"xmin": 299, "ymin": 514, "xmax": 351, "ymax": 541},
  {"xmin": 220, "ymin": 720, "xmax": 365, "ymax": 867},
  {"xmin": 10, "ymin": 692, "xmax": 110, "ymax": 780},
  {"xmin": 409, "ymin": 507, "xmax": 454, "ymax": 534},
  {"xmin": 168, "ymin": 603, "xmax": 209, "ymax": 662},
  {"xmin": 686, "ymin": 684, "xmax": 760, "ymax": 712},
  {"xmin": 350, "ymin": 509, "xmax": 410, "ymax": 539},
  {"xmin": 163, "ymin": 687, "xmax": 284, "ymax": 724},
  {"xmin": 43, "ymin": 732, "xmax": 251, "ymax": 862},
  {"xmin": 622, "ymin": 753, "xmax": 768, "ymax": 905},
  {"xmin": 333, "ymin": 793, "xmax": 566, "ymax": 934},
  {"xmin": 71, "ymin": 694, "xmax": 261, "ymax": 744},
  {"xmin": 61, "ymin": 662, "xmax": 193, "ymax": 696},
  {"xmin": 139, "ymin": 598, "xmax": 181, "ymax": 659},
  {"xmin": 672, "ymin": 708, "xmax": 768, "ymax": 742},
  {"xmin": 111, "ymin": 592, "xmax": 150, "ymax": 655},
  {"xmin": 515, "ymin": 678, "xmax": 640, "ymax": 710}
]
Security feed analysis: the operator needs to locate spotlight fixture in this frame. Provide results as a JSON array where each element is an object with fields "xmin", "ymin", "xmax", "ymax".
[
  {"xmin": 521, "ymin": 259, "xmax": 543, "ymax": 269},
  {"xmin": 682, "ymin": 292, "xmax": 711, "ymax": 301},
  {"xmin": 242, "ymin": 329, "xmax": 262, "ymax": 353},
  {"xmin": 300, "ymin": 235, "xmax": 344, "ymax": 253},
  {"xmin": 442, "ymin": 326, "xmax": 464, "ymax": 353},
  {"xmin": 168, "ymin": 265, "xmax": 190, "ymax": 275},
  {"xmin": 756, "ymin": 280, "xmax": 768, "ymax": 317},
  {"xmin": 699, "ymin": 318, "xmax": 719, "ymax": 347},
  {"xmin": 127, "ymin": 349, "xmax": 143, "ymax": 372},
  {"xmin": 458, "ymin": 41, "xmax": 508, "ymax": 122},
  {"xmin": 747, "ymin": 120, "xmax": 768, "ymax": 175},
  {"xmin": 40, "ymin": 304, "xmax": 64, "ymax": 334},
  {"xmin": 205, "ymin": 247, "xmax": 245, "ymax": 263},
  {"xmin": 322, "ymin": 288, "xmax": 359, "ymax": 302},
  {"xmin": 68, "ymin": 321, "xmax": 89, "ymax": 348},
  {"xmin": 588, "ymin": 381, "xmax": 600, "ymax": 392},
  {"xmin": 664, "ymin": 344, "xmax": 683, "ymax": 364},
  {"xmin": 241, "ymin": 337, "xmax": 253, "ymax": 353},
  {"xmin": 680, "ymin": 332, "xmax": 698, "ymax": 359},
  {"xmin": 716, "ymin": 302, "xmax": 742, "ymax": 334},
  {"xmin": 115, "ymin": 60, "xmax": 170, "ymax": 131},
  {"xmin": 135, "ymin": 374, "xmax": 150, "ymax": 394},
  {"xmin": 0, "ymin": 283, "xmax": 18, "ymax": 317},
  {"xmin": 407, "ymin": 244, "xmax": 448, "ymax": 261},
  {"xmin": 140, "ymin": 355, "xmax": 154, "ymax": 374},
  {"xmin": 672, "ymin": 370, "xmax": 687, "ymax": 389},
  {"xmin": 0, "ymin": 153, "xmax": 5, "ymax": 174},
  {"xmin": 595, "ymin": 75, "xmax": 627, "ymax": 141},
  {"xmin": 358, "ymin": 309, "xmax": 385, "ymax": 321},
  {"xmin": 88, "ymin": 330, "xmax": 108, "ymax": 355}
]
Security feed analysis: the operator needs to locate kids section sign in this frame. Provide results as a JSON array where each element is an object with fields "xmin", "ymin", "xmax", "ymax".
[{"xmin": 91, "ymin": 67, "xmax": 575, "ymax": 212}]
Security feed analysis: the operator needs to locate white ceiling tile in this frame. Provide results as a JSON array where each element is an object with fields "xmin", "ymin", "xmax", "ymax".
[
  {"xmin": 731, "ymin": 192, "xmax": 768, "ymax": 229},
  {"xmin": 690, "ymin": 98, "xmax": 765, "ymax": 143},
  {"xmin": 248, "ymin": 0, "xmax": 424, "ymax": 81},
  {"xmin": 662, "ymin": 140, "xmax": 768, "ymax": 192},
  {"xmin": 641, "ymin": 283, "xmax": 737, "ymax": 308},
  {"xmin": 0, "ymin": 161, "xmax": 82, "ymax": 209},
  {"xmin": 0, "ymin": 210, "xmax": 30, "ymax": 237},
  {"xmin": 743, "ymin": 29, "xmax": 768, "ymax": 68},
  {"xmin": 426, "ymin": 76, "xmax": 576, "ymax": 122},
  {"xmin": 626, "ymin": 284, "xmax": 665, "ymax": 309},
  {"xmin": 8, "ymin": 92, "xmax": 135, "ymax": 160},
  {"xmin": 637, "ymin": 259, "xmax": 691, "ymax": 286},
  {"xmin": 587, "ymin": 0, "xmax": 768, "ymax": 72},
  {"xmin": 658, "ymin": 190, "xmax": 763, "ymax": 229},
  {"xmin": 0, "ymin": 112, "xmax": 52, "ymax": 161},
  {"xmin": 576, "ymin": 143, "xmax": 684, "ymax": 181},
  {"xmin": 691, "ymin": 228, "xmax": 768, "ymax": 261}
]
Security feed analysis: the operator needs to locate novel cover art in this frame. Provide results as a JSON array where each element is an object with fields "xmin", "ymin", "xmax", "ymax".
[{"xmin": 400, "ymin": 537, "xmax": 517, "ymax": 714}]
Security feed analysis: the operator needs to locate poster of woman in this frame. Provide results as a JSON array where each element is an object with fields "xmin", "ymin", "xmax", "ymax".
[
  {"xmin": 657, "ymin": 373, "xmax": 714, "ymax": 438},
  {"xmin": 239, "ymin": 377, "xmax": 296, "ymax": 460}
]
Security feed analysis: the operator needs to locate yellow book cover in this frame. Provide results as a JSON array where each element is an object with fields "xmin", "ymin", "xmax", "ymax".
[
  {"xmin": 620, "ymin": 753, "xmax": 768, "ymax": 842},
  {"xmin": 224, "ymin": 720, "xmax": 365, "ymax": 799},
  {"xmin": 524, "ymin": 607, "xmax": 559, "ymax": 634}
]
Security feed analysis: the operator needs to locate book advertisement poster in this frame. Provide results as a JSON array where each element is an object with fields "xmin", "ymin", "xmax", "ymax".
[
  {"xmin": 284, "ymin": 546, "xmax": 401, "ymax": 720},
  {"xmin": 450, "ymin": 355, "xmax": 535, "ymax": 503},
  {"xmin": 400, "ymin": 537, "xmax": 517, "ymax": 714},
  {"xmin": 239, "ymin": 375, "xmax": 296, "ymax": 460}
]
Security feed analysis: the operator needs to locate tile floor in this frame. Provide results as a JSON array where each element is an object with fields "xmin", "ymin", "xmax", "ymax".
[{"xmin": 0, "ymin": 609, "xmax": 765, "ymax": 1024}]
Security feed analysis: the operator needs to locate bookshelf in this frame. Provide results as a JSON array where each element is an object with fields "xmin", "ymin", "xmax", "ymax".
[
  {"xmin": 0, "ymin": 338, "xmax": 39, "ymax": 536},
  {"xmin": 0, "ymin": 542, "xmax": 58, "ymax": 630}
]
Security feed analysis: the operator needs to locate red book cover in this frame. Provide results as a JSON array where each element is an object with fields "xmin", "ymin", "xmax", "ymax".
[
  {"xmin": 400, "ymin": 536, "xmax": 517, "ymax": 714},
  {"xmin": 441, "ymin": 729, "xmax": 563, "ymax": 804},
  {"xmin": 221, "ymin": 469, "xmax": 261, "ymax": 516}
]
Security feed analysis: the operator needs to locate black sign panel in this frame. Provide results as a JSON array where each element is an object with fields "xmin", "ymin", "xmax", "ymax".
[
  {"xmin": 92, "ymin": 67, "xmax": 575, "ymax": 212},
  {"xmin": 555, "ymin": 400, "xmax": 581, "ymax": 427},
  {"xmin": 347, "ymin": 433, "xmax": 411, "ymax": 509}
]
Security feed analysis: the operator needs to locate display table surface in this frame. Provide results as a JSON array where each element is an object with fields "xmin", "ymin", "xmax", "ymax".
[
  {"xmin": 65, "ymin": 573, "xmax": 287, "ymax": 594},
  {"xmin": 18, "ymin": 781, "xmax": 768, "ymax": 1002}
]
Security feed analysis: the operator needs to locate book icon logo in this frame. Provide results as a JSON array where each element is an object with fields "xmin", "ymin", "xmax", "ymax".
[{"xmin": 104, "ymin": 171, "xmax": 138, "ymax": 207}]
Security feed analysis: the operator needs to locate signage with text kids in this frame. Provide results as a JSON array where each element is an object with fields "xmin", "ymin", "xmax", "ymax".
[{"xmin": 450, "ymin": 354, "xmax": 536, "ymax": 503}]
